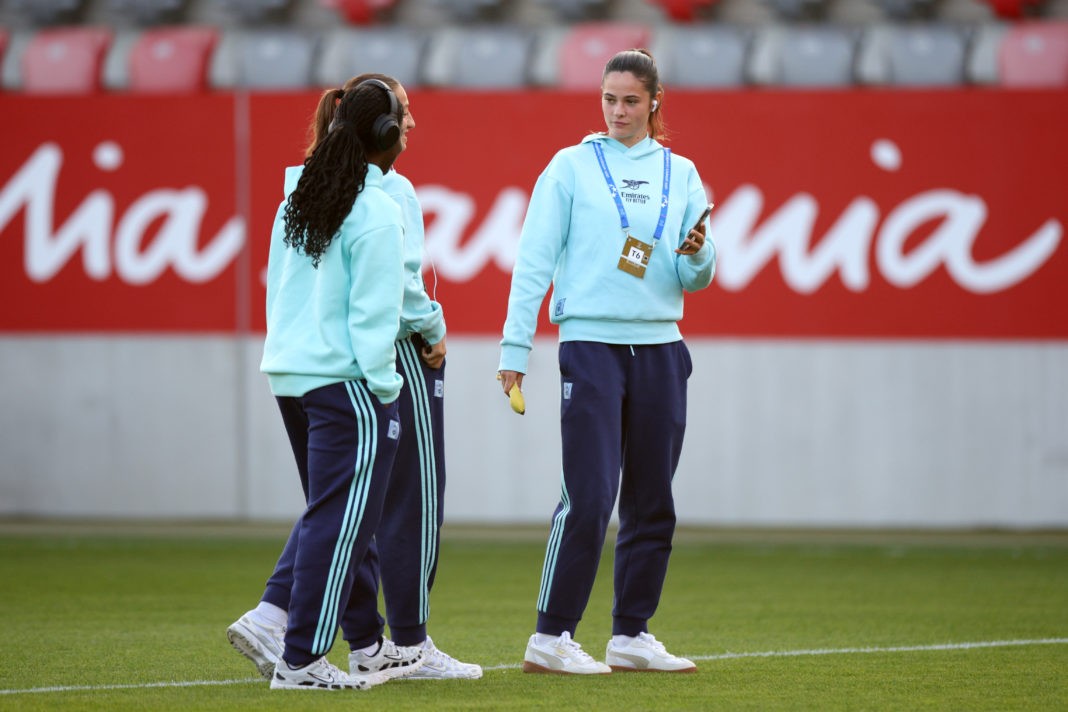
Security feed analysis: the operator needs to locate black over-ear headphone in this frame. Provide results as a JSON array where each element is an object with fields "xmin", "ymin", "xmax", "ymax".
[{"xmin": 357, "ymin": 78, "xmax": 401, "ymax": 152}]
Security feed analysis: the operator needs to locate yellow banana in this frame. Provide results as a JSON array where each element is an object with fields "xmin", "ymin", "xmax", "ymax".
[{"xmin": 508, "ymin": 383, "xmax": 526, "ymax": 415}]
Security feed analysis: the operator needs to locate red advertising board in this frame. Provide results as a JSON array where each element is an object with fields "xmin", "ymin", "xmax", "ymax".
[{"xmin": 1, "ymin": 90, "xmax": 1066, "ymax": 337}]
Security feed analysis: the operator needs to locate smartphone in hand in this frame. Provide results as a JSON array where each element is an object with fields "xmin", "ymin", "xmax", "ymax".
[
  {"xmin": 679, "ymin": 204, "xmax": 714, "ymax": 252},
  {"xmin": 690, "ymin": 204, "xmax": 714, "ymax": 233}
]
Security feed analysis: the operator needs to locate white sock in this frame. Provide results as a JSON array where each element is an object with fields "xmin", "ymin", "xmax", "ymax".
[
  {"xmin": 356, "ymin": 639, "xmax": 382, "ymax": 656},
  {"xmin": 253, "ymin": 601, "xmax": 287, "ymax": 628},
  {"xmin": 612, "ymin": 634, "xmax": 636, "ymax": 648}
]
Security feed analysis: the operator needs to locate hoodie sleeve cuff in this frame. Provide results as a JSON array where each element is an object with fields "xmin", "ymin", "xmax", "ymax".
[{"xmin": 498, "ymin": 344, "xmax": 531, "ymax": 374}]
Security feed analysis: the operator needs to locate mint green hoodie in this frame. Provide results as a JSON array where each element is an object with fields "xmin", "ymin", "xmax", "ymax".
[
  {"xmin": 499, "ymin": 135, "xmax": 715, "ymax": 374},
  {"xmin": 261, "ymin": 163, "xmax": 405, "ymax": 403},
  {"xmin": 382, "ymin": 170, "xmax": 446, "ymax": 345}
]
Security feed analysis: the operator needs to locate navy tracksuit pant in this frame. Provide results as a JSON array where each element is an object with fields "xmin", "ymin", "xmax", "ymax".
[
  {"xmin": 263, "ymin": 335, "xmax": 446, "ymax": 651},
  {"xmin": 266, "ymin": 379, "xmax": 401, "ymax": 667},
  {"xmin": 343, "ymin": 335, "xmax": 447, "ymax": 646},
  {"xmin": 536, "ymin": 340, "xmax": 692, "ymax": 638}
]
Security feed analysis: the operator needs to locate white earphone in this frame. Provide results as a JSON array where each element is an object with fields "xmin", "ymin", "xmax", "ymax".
[{"xmin": 651, "ymin": 100, "xmax": 659, "ymax": 111}]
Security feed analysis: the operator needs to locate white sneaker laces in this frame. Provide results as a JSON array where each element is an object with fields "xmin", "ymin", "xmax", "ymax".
[
  {"xmin": 555, "ymin": 632, "xmax": 596, "ymax": 663},
  {"xmin": 637, "ymin": 632, "xmax": 668, "ymax": 654},
  {"xmin": 378, "ymin": 639, "xmax": 400, "ymax": 658},
  {"xmin": 425, "ymin": 645, "xmax": 459, "ymax": 669},
  {"xmin": 310, "ymin": 657, "xmax": 347, "ymax": 679}
]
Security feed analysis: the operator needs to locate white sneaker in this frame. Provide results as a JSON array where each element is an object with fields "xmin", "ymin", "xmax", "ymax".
[
  {"xmin": 404, "ymin": 636, "xmax": 483, "ymax": 680},
  {"xmin": 227, "ymin": 612, "xmax": 285, "ymax": 680},
  {"xmin": 523, "ymin": 631, "xmax": 612, "ymax": 674},
  {"xmin": 270, "ymin": 657, "xmax": 372, "ymax": 690},
  {"xmin": 348, "ymin": 637, "xmax": 424, "ymax": 680},
  {"xmin": 605, "ymin": 632, "xmax": 697, "ymax": 673}
]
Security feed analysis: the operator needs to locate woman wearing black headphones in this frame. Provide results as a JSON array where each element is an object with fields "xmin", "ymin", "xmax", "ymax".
[
  {"xmin": 252, "ymin": 79, "xmax": 412, "ymax": 691},
  {"xmin": 229, "ymin": 73, "xmax": 481, "ymax": 686}
]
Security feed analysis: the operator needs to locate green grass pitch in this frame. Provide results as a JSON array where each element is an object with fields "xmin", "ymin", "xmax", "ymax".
[{"xmin": 1, "ymin": 522, "xmax": 1066, "ymax": 711}]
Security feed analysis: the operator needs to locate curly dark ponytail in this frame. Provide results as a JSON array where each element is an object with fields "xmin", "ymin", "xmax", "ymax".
[{"xmin": 283, "ymin": 82, "xmax": 395, "ymax": 268}]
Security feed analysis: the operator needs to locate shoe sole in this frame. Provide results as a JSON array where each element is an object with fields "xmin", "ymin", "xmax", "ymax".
[
  {"xmin": 404, "ymin": 669, "xmax": 484, "ymax": 680},
  {"xmin": 522, "ymin": 660, "xmax": 611, "ymax": 675},
  {"xmin": 608, "ymin": 664, "xmax": 697, "ymax": 673},
  {"xmin": 269, "ymin": 679, "xmax": 369, "ymax": 691},
  {"xmin": 351, "ymin": 653, "xmax": 425, "ymax": 681},
  {"xmin": 357, "ymin": 667, "xmax": 416, "ymax": 682},
  {"xmin": 227, "ymin": 626, "xmax": 278, "ymax": 680}
]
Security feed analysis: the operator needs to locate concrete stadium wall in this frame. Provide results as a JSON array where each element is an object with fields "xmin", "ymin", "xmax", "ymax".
[{"xmin": 1, "ymin": 336, "xmax": 1065, "ymax": 528}]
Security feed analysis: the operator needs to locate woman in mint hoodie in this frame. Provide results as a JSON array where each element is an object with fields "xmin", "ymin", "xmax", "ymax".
[
  {"xmin": 498, "ymin": 49, "xmax": 715, "ymax": 675},
  {"xmin": 229, "ymin": 74, "xmax": 480, "ymax": 684},
  {"xmin": 256, "ymin": 79, "xmax": 410, "ymax": 691}
]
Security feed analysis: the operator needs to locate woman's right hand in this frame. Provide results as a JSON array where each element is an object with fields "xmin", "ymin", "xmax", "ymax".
[{"xmin": 498, "ymin": 370, "xmax": 524, "ymax": 396}]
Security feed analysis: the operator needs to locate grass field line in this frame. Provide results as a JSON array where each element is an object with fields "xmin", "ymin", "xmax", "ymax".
[{"xmin": 2, "ymin": 638, "xmax": 1065, "ymax": 696}]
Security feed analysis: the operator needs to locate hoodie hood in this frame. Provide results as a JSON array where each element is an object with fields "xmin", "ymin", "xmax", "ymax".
[
  {"xmin": 581, "ymin": 133, "xmax": 663, "ymax": 159},
  {"xmin": 283, "ymin": 165, "xmax": 303, "ymax": 197}
]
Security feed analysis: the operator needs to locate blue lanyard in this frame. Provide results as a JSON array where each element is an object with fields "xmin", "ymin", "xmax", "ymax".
[{"xmin": 592, "ymin": 141, "xmax": 671, "ymax": 243}]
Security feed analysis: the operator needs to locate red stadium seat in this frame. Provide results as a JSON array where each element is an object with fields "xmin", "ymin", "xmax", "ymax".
[
  {"xmin": 983, "ymin": 0, "xmax": 1043, "ymax": 19},
  {"xmin": 645, "ymin": 0, "xmax": 719, "ymax": 21},
  {"xmin": 558, "ymin": 23, "xmax": 652, "ymax": 90},
  {"xmin": 128, "ymin": 26, "xmax": 218, "ymax": 93},
  {"xmin": 319, "ymin": 0, "xmax": 396, "ymax": 25},
  {"xmin": 21, "ymin": 27, "xmax": 112, "ymax": 95},
  {"xmin": 999, "ymin": 21, "xmax": 1068, "ymax": 86}
]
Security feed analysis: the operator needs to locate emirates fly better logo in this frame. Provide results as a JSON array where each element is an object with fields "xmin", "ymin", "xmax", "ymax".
[{"xmin": 620, "ymin": 179, "xmax": 650, "ymax": 205}]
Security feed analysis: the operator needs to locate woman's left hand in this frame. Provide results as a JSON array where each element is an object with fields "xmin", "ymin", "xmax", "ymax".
[
  {"xmin": 675, "ymin": 221, "xmax": 707, "ymax": 256},
  {"xmin": 420, "ymin": 337, "xmax": 446, "ymax": 369}
]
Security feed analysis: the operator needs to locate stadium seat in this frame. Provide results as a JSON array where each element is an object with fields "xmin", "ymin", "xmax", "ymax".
[
  {"xmin": 126, "ymin": 26, "xmax": 218, "ymax": 93},
  {"xmin": 999, "ymin": 21, "xmax": 1068, "ymax": 86},
  {"xmin": 965, "ymin": 21, "xmax": 1009, "ymax": 84},
  {"xmin": 1, "ymin": 31, "xmax": 29, "ymax": 91},
  {"xmin": 100, "ymin": 28, "xmax": 139, "ymax": 90},
  {"xmin": 21, "ymin": 27, "xmax": 112, "ymax": 94},
  {"xmin": 654, "ymin": 24, "xmax": 751, "ymax": 87},
  {"xmin": 318, "ymin": 0, "xmax": 396, "ymax": 24},
  {"xmin": 750, "ymin": 25, "xmax": 858, "ymax": 86},
  {"xmin": 213, "ymin": 30, "xmax": 318, "ymax": 89},
  {"xmin": 857, "ymin": 24, "xmax": 966, "ymax": 86},
  {"xmin": 557, "ymin": 23, "xmax": 652, "ymax": 90},
  {"xmin": 316, "ymin": 27, "xmax": 426, "ymax": 88},
  {"xmin": 423, "ymin": 26, "xmax": 534, "ymax": 88},
  {"xmin": 644, "ymin": 0, "xmax": 719, "ymax": 22}
]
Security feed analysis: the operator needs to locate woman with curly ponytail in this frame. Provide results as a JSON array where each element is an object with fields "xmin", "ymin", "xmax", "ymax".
[
  {"xmin": 230, "ymin": 74, "xmax": 481, "ymax": 685},
  {"xmin": 249, "ymin": 79, "xmax": 414, "ymax": 691}
]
